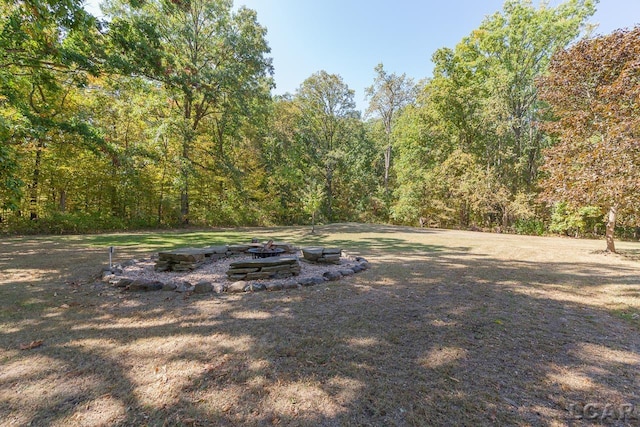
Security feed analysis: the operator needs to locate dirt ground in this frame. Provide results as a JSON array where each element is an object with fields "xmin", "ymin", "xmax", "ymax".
[{"xmin": 1, "ymin": 224, "xmax": 639, "ymax": 426}]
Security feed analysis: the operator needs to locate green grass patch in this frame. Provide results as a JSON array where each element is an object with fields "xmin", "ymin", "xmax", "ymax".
[
  {"xmin": 611, "ymin": 309, "xmax": 640, "ymax": 327},
  {"xmin": 39, "ymin": 224, "xmax": 452, "ymax": 255}
]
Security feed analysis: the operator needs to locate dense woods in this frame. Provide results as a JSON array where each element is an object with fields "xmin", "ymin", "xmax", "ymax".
[{"xmin": 1, "ymin": 0, "xmax": 638, "ymax": 248}]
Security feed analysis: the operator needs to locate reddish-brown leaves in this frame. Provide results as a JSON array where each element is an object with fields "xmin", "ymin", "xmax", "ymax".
[
  {"xmin": 536, "ymin": 26, "xmax": 640, "ymax": 221},
  {"xmin": 19, "ymin": 340, "xmax": 44, "ymax": 350}
]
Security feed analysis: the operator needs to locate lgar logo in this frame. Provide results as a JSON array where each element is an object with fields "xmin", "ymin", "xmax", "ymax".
[{"xmin": 568, "ymin": 403, "xmax": 638, "ymax": 421}]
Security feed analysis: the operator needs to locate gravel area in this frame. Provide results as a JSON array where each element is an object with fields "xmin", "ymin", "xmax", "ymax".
[{"xmin": 118, "ymin": 253, "xmax": 361, "ymax": 287}]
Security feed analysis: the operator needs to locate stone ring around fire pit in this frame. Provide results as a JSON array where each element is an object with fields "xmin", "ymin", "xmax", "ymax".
[
  {"xmin": 101, "ymin": 241, "xmax": 371, "ymax": 295},
  {"xmin": 247, "ymin": 247, "xmax": 285, "ymax": 259}
]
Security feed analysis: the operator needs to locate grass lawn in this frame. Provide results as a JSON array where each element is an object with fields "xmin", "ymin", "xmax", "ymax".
[{"xmin": 1, "ymin": 223, "xmax": 639, "ymax": 426}]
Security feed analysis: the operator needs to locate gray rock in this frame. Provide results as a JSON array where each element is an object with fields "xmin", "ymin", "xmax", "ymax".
[
  {"xmin": 318, "ymin": 254, "xmax": 341, "ymax": 264},
  {"xmin": 204, "ymin": 245, "xmax": 229, "ymax": 254},
  {"xmin": 121, "ymin": 259, "xmax": 137, "ymax": 268},
  {"xmin": 228, "ymin": 281, "xmax": 248, "ymax": 293},
  {"xmin": 299, "ymin": 276, "xmax": 326, "ymax": 287},
  {"xmin": 228, "ymin": 244, "xmax": 250, "ymax": 253},
  {"xmin": 226, "ymin": 267, "xmax": 260, "ymax": 274},
  {"xmin": 351, "ymin": 264, "xmax": 363, "ymax": 273},
  {"xmin": 246, "ymin": 271, "xmax": 276, "ymax": 280},
  {"xmin": 113, "ymin": 278, "xmax": 133, "ymax": 288},
  {"xmin": 274, "ymin": 271, "xmax": 293, "ymax": 279},
  {"xmin": 194, "ymin": 281, "xmax": 214, "ymax": 294},
  {"xmin": 162, "ymin": 282, "xmax": 178, "ymax": 291},
  {"xmin": 298, "ymin": 277, "xmax": 316, "ymax": 287},
  {"xmin": 128, "ymin": 279, "xmax": 163, "ymax": 292},
  {"xmin": 175, "ymin": 282, "xmax": 194, "ymax": 293},
  {"xmin": 154, "ymin": 262, "xmax": 171, "ymax": 272},
  {"xmin": 265, "ymin": 282, "xmax": 284, "ymax": 291},
  {"xmin": 310, "ymin": 276, "xmax": 326, "ymax": 285},
  {"xmin": 261, "ymin": 265, "xmax": 292, "ymax": 273},
  {"xmin": 158, "ymin": 250, "xmax": 206, "ymax": 263},
  {"xmin": 250, "ymin": 283, "xmax": 266, "ymax": 292},
  {"xmin": 212, "ymin": 283, "xmax": 226, "ymax": 294},
  {"xmin": 229, "ymin": 257, "xmax": 297, "ymax": 269},
  {"xmin": 339, "ymin": 268, "xmax": 355, "ymax": 276},
  {"xmin": 102, "ymin": 267, "xmax": 122, "ymax": 277},
  {"xmin": 359, "ymin": 261, "xmax": 370, "ymax": 270},
  {"xmin": 323, "ymin": 248, "xmax": 342, "ymax": 255},
  {"xmin": 323, "ymin": 271, "xmax": 342, "ymax": 281},
  {"xmin": 301, "ymin": 247, "xmax": 324, "ymax": 261},
  {"xmin": 282, "ymin": 280, "xmax": 301, "ymax": 290}
]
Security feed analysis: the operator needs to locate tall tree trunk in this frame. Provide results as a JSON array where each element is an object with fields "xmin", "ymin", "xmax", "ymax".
[
  {"xmin": 59, "ymin": 190, "xmax": 66, "ymax": 212},
  {"xmin": 326, "ymin": 163, "xmax": 333, "ymax": 222},
  {"xmin": 605, "ymin": 206, "xmax": 617, "ymax": 253},
  {"xmin": 29, "ymin": 139, "xmax": 45, "ymax": 220},
  {"xmin": 158, "ymin": 136, "xmax": 171, "ymax": 225},
  {"xmin": 384, "ymin": 142, "xmax": 391, "ymax": 194},
  {"xmin": 180, "ymin": 181, "xmax": 189, "ymax": 224},
  {"xmin": 158, "ymin": 171, "xmax": 166, "ymax": 225},
  {"xmin": 110, "ymin": 162, "xmax": 119, "ymax": 216},
  {"xmin": 180, "ymin": 104, "xmax": 194, "ymax": 225}
]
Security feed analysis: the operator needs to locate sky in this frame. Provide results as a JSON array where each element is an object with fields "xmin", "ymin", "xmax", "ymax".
[{"xmin": 84, "ymin": 0, "xmax": 640, "ymax": 113}]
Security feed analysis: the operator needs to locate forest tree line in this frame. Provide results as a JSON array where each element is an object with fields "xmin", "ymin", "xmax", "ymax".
[{"xmin": 2, "ymin": 0, "xmax": 639, "ymax": 249}]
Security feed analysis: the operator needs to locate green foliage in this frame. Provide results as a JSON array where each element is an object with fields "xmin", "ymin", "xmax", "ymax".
[
  {"xmin": 0, "ymin": 144, "xmax": 23, "ymax": 210},
  {"xmin": 0, "ymin": 0, "xmax": 105, "ymax": 218},
  {"xmin": 549, "ymin": 202, "xmax": 604, "ymax": 237},
  {"xmin": 106, "ymin": 0, "xmax": 273, "ymax": 223},
  {"xmin": 301, "ymin": 181, "xmax": 325, "ymax": 232},
  {"xmin": 391, "ymin": 0, "xmax": 596, "ymax": 231},
  {"xmin": 0, "ymin": 0, "xmax": 627, "ymax": 238},
  {"xmin": 295, "ymin": 71, "xmax": 358, "ymax": 221},
  {"xmin": 513, "ymin": 219, "xmax": 545, "ymax": 236},
  {"xmin": 365, "ymin": 63, "xmax": 417, "ymax": 196},
  {"xmin": 4, "ymin": 211, "xmax": 161, "ymax": 235}
]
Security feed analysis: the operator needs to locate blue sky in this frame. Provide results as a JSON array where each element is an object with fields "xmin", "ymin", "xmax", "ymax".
[{"xmin": 85, "ymin": 0, "xmax": 640, "ymax": 112}]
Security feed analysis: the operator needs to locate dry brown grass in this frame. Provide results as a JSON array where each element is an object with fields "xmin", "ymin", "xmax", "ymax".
[{"xmin": 1, "ymin": 224, "xmax": 639, "ymax": 426}]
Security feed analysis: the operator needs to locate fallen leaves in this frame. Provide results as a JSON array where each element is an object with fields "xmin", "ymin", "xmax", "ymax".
[{"xmin": 19, "ymin": 340, "xmax": 43, "ymax": 350}]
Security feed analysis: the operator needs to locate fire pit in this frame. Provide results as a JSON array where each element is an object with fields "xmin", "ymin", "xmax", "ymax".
[
  {"xmin": 247, "ymin": 240, "xmax": 285, "ymax": 259},
  {"xmin": 247, "ymin": 247, "xmax": 285, "ymax": 259}
]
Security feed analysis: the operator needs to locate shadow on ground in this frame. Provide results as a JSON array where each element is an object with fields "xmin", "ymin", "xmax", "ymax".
[{"xmin": 1, "ymin": 224, "xmax": 639, "ymax": 425}]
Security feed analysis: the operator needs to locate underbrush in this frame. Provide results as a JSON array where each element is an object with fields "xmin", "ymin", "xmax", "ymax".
[{"xmin": 1, "ymin": 212, "xmax": 162, "ymax": 235}]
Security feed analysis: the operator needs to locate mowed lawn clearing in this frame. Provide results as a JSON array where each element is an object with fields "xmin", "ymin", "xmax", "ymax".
[{"xmin": 1, "ymin": 223, "xmax": 639, "ymax": 426}]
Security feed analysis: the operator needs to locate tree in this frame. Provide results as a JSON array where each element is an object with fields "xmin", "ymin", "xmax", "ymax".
[
  {"xmin": 0, "ymin": 0, "xmax": 102, "ymax": 214},
  {"xmin": 86, "ymin": 75, "xmax": 172, "ymax": 224},
  {"xmin": 459, "ymin": 0, "xmax": 596, "ymax": 188},
  {"xmin": 295, "ymin": 71, "xmax": 357, "ymax": 221},
  {"xmin": 537, "ymin": 27, "xmax": 640, "ymax": 252},
  {"xmin": 261, "ymin": 95, "xmax": 307, "ymax": 224},
  {"xmin": 365, "ymin": 63, "xmax": 416, "ymax": 195},
  {"xmin": 106, "ymin": 0, "xmax": 273, "ymax": 223},
  {"xmin": 301, "ymin": 181, "xmax": 324, "ymax": 234},
  {"xmin": 0, "ymin": 143, "xmax": 22, "ymax": 211},
  {"xmin": 391, "ymin": 0, "xmax": 595, "ymax": 230},
  {"xmin": 390, "ymin": 89, "xmax": 439, "ymax": 225}
]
